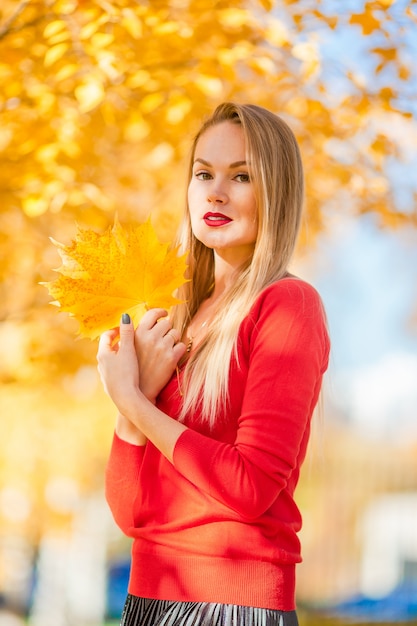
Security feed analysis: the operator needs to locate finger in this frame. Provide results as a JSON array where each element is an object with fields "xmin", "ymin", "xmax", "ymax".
[
  {"xmin": 98, "ymin": 328, "xmax": 119, "ymax": 352},
  {"xmin": 119, "ymin": 313, "xmax": 134, "ymax": 349},
  {"xmin": 164, "ymin": 328, "xmax": 180, "ymax": 344},
  {"xmin": 172, "ymin": 341, "xmax": 187, "ymax": 362},
  {"xmin": 137, "ymin": 317, "xmax": 172, "ymax": 342},
  {"xmin": 139, "ymin": 308, "xmax": 168, "ymax": 330}
]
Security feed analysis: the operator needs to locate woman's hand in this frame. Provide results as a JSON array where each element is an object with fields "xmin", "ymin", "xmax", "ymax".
[
  {"xmin": 97, "ymin": 315, "xmax": 141, "ymax": 416},
  {"xmin": 98, "ymin": 313, "xmax": 188, "ymax": 463},
  {"xmin": 134, "ymin": 308, "xmax": 187, "ymax": 402}
]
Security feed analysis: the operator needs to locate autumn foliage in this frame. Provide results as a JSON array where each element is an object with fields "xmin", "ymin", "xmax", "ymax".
[{"xmin": 1, "ymin": 0, "xmax": 416, "ymax": 381}]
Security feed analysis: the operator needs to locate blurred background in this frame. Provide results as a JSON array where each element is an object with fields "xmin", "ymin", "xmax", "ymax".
[{"xmin": 1, "ymin": 0, "xmax": 416, "ymax": 624}]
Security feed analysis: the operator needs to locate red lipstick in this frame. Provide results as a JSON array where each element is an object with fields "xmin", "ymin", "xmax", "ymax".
[{"xmin": 203, "ymin": 212, "xmax": 232, "ymax": 227}]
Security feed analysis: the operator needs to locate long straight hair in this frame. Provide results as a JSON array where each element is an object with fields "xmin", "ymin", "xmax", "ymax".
[{"xmin": 171, "ymin": 102, "xmax": 304, "ymax": 426}]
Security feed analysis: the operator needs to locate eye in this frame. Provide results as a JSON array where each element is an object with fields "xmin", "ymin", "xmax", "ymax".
[
  {"xmin": 235, "ymin": 172, "xmax": 250, "ymax": 183},
  {"xmin": 195, "ymin": 170, "xmax": 212, "ymax": 180}
]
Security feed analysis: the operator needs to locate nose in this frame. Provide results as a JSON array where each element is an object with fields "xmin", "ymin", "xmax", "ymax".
[{"xmin": 207, "ymin": 180, "xmax": 228, "ymax": 204}]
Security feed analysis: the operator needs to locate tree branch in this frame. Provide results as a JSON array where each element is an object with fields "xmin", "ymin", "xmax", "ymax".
[{"xmin": 0, "ymin": 1, "xmax": 39, "ymax": 41}]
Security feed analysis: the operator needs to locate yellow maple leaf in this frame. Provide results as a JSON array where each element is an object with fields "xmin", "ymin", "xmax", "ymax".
[{"xmin": 43, "ymin": 218, "xmax": 188, "ymax": 339}]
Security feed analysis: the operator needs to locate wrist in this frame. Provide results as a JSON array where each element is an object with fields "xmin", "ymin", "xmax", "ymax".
[
  {"xmin": 115, "ymin": 386, "xmax": 145, "ymax": 421},
  {"xmin": 138, "ymin": 385, "xmax": 157, "ymax": 405},
  {"xmin": 115, "ymin": 413, "xmax": 147, "ymax": 446}
]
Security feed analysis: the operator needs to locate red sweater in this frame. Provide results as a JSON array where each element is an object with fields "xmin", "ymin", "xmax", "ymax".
[{"xmin": 105, "ymin": 278, "xmax": 330, "ymax": 611}]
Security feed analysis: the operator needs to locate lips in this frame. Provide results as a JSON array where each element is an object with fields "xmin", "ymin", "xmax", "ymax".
[{"xmin": 203, "ymin": 212, "xmax": 232, "ymax": 227}]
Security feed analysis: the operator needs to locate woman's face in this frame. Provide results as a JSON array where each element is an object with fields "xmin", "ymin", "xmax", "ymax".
[{"xmin": 188, "ymin": 121, "xmax": 258, "ymax": 266}]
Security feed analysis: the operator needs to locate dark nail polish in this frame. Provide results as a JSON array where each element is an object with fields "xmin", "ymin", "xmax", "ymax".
[{"xmin": 122, "ymin": 313, "xmax": 131, "ymax": 324}]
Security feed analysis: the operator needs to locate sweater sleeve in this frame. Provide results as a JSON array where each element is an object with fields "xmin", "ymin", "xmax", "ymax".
[
  {"xmin": 172, "ymin": 280, "xmax": 330, "ymax": 520},
  {"xmin": 105, "ymin": 432, "xmax": 147, "ymax": 529}
]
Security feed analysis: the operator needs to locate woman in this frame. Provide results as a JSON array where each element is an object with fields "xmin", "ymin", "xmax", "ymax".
[{"xmin": 97, "ymin": 102, "xmax": 330, "ymax": 626}]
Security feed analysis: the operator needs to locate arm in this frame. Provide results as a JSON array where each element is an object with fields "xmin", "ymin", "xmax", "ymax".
[
  {"xmin": 98, "ymin": 284, "xmax": 330, "ymax": 517},
  {"xmin": 102, "ymin": 315, "xmax": 186, "ymax": 527},
  {"xmin": 98, "ymin": 317, "xmax": 187, "ymax": 460},
  {"xmin": 105, "ymin": 429, "xmax": 147, "ymax": 529},
  {"xmin": 103, "ymin": 309, "xmax": 186, "ymax": 446},
  {"xmin": 173, "ymin": 282, "xmax": 330, "ymax": 518},
  {"xmin": 114, "ymin": 412, "xmax": 147, "ymax": 445}
]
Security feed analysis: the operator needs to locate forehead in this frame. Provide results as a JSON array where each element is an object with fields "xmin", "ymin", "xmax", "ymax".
[{"xmin": 194, "ymin": 121, "xmax": 246, "ymax": 163}]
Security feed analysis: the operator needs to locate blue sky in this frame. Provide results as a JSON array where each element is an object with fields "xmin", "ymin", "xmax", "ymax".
[
  {"xmin": 297, "ymin": 216, "xmax": 417, "ymax": 441},
  {"xmin": 316, "ymin": 215, "xmax": 417, "ymax": 369}
]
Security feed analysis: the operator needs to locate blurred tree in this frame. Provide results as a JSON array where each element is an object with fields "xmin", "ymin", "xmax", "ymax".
[
  {"xmin": 0, "ymin": 0, "xmax": 416, "ymax": 383},
  {"xmin": 0, "ymin": 0, "xmax": 416, "ymax": 557}
]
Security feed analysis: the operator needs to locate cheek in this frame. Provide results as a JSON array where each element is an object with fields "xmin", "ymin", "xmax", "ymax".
[
  {"xmin": 187, "ymin": 183, "xmax": 199, "ymax": 213},
  {"xmin": 187, "ymin": 189, "xmax": 201, "ymax": 233}
]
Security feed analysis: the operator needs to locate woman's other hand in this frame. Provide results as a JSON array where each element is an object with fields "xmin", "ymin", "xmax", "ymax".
[{"xmin": 135, "ymin": 308, "xmax": 187, "ymax": 403}]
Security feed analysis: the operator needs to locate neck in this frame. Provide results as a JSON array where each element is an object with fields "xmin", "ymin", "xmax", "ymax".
[
  {"xmin": 212, "ymin": 252, "xmax": 248, "ymax": 296},
  {"xmin": 184, "ymin": 281, "xmax": 225, "ymax": 353},
  {"xmin": 183, "ymin": 252, "xmax": 251, "ymax": 351}
]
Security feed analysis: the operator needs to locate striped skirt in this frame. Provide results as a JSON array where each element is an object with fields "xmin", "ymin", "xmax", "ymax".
[{"xmin": 120, "ymin": 594, "xmax": 299, "ymax": 626}]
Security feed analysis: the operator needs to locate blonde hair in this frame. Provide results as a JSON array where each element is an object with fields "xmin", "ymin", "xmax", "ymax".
[{"xmin": 172, "ymin": 102, "xmax": 304, "ymax": 426}]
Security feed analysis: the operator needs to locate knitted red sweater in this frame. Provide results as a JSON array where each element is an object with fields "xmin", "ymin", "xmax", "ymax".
[{"xmin": 105, "ymin": 278, "xmax": 330, "ymax": 611}]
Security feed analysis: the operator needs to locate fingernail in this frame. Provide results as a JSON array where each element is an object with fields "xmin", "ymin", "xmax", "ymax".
[{"xmin": 122, "ymin": 313, "xmax": 131, "ymax": 324}]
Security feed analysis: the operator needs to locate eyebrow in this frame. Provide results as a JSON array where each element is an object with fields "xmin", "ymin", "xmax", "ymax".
[{"xmin": 193, "ymin": 158, "xmax": 248, "ymax": 169}]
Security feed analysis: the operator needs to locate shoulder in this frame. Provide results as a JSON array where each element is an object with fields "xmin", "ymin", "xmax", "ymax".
[
  {"xmin": 239, "ymin": 276, "xmax": 329, "ymax": 353},
  {"xmin": 239, "ymin": 276, "xmax": 330, "ymax": 367},
  {"xmin": 250, "ymin": 276, "xmax": 326, "ymax": 320}
]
